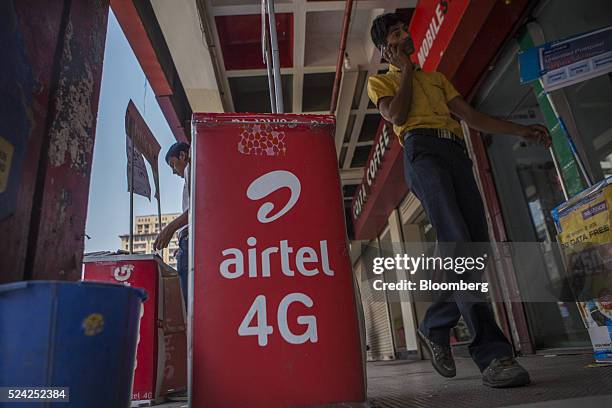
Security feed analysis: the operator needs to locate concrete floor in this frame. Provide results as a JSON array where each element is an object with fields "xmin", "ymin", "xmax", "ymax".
[
  {"xmin": 154, "ymin": 354, "xmax": 612, "ymax": 408},
  {"xmin": 366, "ymin": 353, "xmax": 612, "ymax": 408}
]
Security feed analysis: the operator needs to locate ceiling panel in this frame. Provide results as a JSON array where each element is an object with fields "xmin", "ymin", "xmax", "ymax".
[
  {"xmin": 212, "ymin": 0, "xmax": 292, "ymax": 6},
  {"xmin": 359, "ymin": 114, "xmax": 381, "ymax": 142},
  {"xmin": 302, "ymin": 72, "xmax": 335, "ymax": 112},
  {"xmin": 350, "ymin": 145, "xmax": 371, "ymax": 168},
  {"xmin": 304, "ymin": 9, "xmax": 371, "ymax": 67},
  {"xmin": 216, "ymin": 13, "xmax": 294, "ymax": 70},
  {"xmin": 352, "ymin": 71, "xmax": 368, "ymax": 109},
  {"xmin": 343, "ymin": 184, "xmax": 358, "ymax": 199},
  {"xmin": 228, "ymin": 74, "xmax": 293, "ymax": 112},
  {"xmin": 344, "ymin": 114, "xmax": 356, "ymax": 143},
  {"xmin": 338, "ymin": 146, "xmax": 347, "ymax": 167}
]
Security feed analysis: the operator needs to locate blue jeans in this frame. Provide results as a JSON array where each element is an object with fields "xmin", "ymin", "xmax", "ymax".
[
  {"xmin": 176, "ymin": 234, "xmax": 188, "ymax": 307},
  {"xmin": 404, "ymin": 133, "xmax": 513, "ymax": 371}
]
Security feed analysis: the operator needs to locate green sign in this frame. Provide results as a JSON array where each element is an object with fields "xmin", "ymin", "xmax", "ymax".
[{"xmin": 518, "ymin": 33, "xmax": 586, "ymax": 197}]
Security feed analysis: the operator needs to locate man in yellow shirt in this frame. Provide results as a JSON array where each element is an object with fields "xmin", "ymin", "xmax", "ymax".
[{"xmin": 369, "ymin": 13, "xmax": 551, "ymax": 388}]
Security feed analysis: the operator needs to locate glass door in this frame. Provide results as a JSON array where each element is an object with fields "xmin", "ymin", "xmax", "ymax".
[{"xmin": 475, "ymin": 48, "xmax": 589, "ymax": 349}]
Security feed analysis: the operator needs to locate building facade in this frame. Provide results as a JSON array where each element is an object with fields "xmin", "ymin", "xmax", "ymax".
[{"xmin": 119, "ymin": 213, "xmax": 181, "ymax": 270}]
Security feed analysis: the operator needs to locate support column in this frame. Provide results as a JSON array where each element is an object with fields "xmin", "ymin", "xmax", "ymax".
[{"xmin": 0, "ymin": 0, "xmax": 110, "ymax": 282}]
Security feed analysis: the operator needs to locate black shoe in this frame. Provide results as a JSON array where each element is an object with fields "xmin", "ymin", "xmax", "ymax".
[
  {"xmin": 417, "ymin": 329, "xmax": 456, "ymax": 378},
  {"xmin": 167, "ymin": 389, "xmax": 188, "ymax": 401},
  {"xmin": 482, "ymin": 357, "xmax": 531, "ymax": 388}
]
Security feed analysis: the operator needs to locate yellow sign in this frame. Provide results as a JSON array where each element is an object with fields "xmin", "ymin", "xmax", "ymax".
[
  {"xmin": 557, "ymin": 187, "xmax": 611, "ymax": 248},
  {"xmin": 554, "ymin": 178, "xmax": 612, "ymax": 362},
  {"xmin": 0, "ymin": 136, "xmax": 14, "ymax": 193}
]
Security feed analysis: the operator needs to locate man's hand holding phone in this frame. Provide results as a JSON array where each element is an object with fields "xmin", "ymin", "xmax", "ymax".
[{"xmin": 383, "ymin": 42, "xmax": 413, "ymax": 72}]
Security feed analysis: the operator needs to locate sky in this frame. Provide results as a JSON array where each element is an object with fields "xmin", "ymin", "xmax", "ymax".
[{"xmin": 85, "ymin": 11, "xmax": 183, "ymax": 253}]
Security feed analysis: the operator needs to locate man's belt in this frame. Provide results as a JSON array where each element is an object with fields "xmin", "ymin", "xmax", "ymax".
[{"xmin": 404, "ymin": 128, "xmax": 467, "ymax": 153}]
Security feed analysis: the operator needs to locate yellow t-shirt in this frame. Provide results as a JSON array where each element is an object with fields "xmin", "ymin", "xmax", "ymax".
[{"xmin": 367, "ymin": 65, "xmax": 463, "ymax": 143}]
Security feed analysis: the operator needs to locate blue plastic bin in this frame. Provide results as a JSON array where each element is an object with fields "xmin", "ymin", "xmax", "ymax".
[{"xmin": 0, "ymin": 280, "xmax": 147, "ymax": 408}]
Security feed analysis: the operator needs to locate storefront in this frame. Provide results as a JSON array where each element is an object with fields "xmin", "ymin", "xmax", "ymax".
[
  {"xmin": 350, "ymin": 0, "xmax": 612, "ymax": 359},
  {"xmin": 471, "ymin": 0, "xmax": 612, "ymax": 350},
  {"xmin": 350, "ymin": 122, "xmax": 419, "ymax": 361}
]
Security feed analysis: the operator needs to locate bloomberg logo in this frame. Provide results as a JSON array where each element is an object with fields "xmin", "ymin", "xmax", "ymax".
[{"xmin": 352, "ymin": 123, "xmax": 392, "ymax": 221}]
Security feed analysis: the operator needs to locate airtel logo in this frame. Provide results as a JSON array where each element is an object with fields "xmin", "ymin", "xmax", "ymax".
[
  {"xmin": 113, "ymin": 264, "xmax": 134, "ymax": 282},
  {"xmin": 246, "ymin": 170, "xmax": 301, "ymax": 223}
]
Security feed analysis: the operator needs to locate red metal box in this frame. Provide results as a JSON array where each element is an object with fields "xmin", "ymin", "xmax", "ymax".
[{"xmin": 83, "ymin": 253, "xmax": 187, "ymax": 405}]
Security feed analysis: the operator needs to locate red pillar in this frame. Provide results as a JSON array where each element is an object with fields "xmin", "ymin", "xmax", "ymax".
[{"xmin": 0, "ymin": 0, "xmax": 109, "ymax": 283}]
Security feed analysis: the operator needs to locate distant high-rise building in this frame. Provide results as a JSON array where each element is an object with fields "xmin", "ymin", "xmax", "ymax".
[{"xmin": 119, "ymin": 213, "xmax": 181, "ymax": 269}]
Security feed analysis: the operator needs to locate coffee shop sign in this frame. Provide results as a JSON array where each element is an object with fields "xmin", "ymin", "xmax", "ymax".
[{"xmin": 352, "ymin": 123, "xmax": 392, "ymax": 221}]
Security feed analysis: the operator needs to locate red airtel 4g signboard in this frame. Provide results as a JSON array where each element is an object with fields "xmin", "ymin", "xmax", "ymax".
[{"xmin": 189, "ymin": 113, "xmax": 365, "ymax": 408}]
